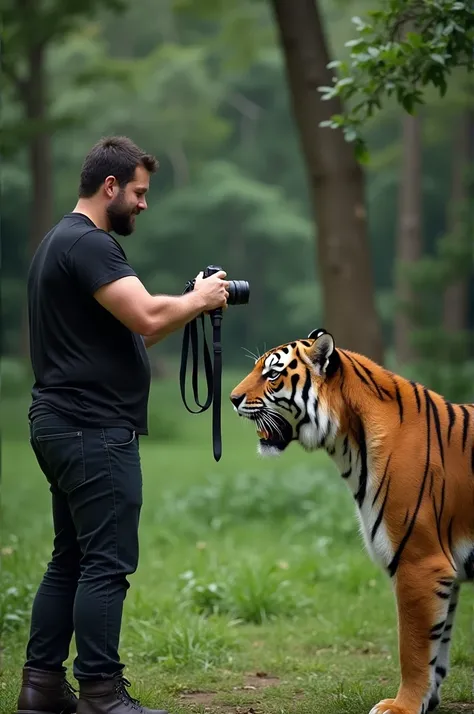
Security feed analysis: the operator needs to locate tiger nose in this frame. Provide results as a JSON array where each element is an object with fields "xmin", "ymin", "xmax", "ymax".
[{"xmin": 230, "ymin": 393, "xmax": 245, "ymax": 408}]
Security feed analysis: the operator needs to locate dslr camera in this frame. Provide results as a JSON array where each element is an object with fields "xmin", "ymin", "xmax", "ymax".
[{"xmin": 201, "ymin": 264, "xmax": 250, "ymax": 307}]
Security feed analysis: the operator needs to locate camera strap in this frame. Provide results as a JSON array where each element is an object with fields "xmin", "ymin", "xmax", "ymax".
[{"xmin": 179, "ymin": 280, "xmax": 223, "ymax": 461}]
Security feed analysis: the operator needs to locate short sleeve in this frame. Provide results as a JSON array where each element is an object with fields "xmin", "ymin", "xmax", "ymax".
[{"xmin": 67, "ymin": 229, "xmax": 137, "ymax": 295}]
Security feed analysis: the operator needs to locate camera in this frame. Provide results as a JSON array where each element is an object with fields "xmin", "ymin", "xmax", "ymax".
[{"xmin": 203, "ymin": 265, "xmax": 250, "ymax": 306}]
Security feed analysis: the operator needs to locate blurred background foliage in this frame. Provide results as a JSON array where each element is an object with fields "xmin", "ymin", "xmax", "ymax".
[{"xmin": 2, "ymin": 0, "xmax": 474, "ymax": 402}]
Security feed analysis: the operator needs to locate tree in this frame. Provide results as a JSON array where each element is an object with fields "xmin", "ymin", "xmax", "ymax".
[
  {"xmin": 401, "ymin": 109, "xmax": 474, "ymax": 401},
  {"xmin": 442, "ymin": 109, "xmax": 474, "ymax": 332},
  {"xmin": 171, "ymin": 0, "xmax": 384, "ymax": 360},
  {"xmin": 2, "ymin": 0, "xmax": 125, "ymax": 354},
  {"xmin": 2, "ymin": 0, "xmax": 126, "ymax": 255},
  {"xmin": 320, "ymin": 0, "xmax": 474, "ymax": 155},
  {"xmin": 269, "ymin": 0, "xmax": 384, "ymax": 361},
  {"xmin": 393, "ymin": 113, "xmax": 423, "ymax": 365}
]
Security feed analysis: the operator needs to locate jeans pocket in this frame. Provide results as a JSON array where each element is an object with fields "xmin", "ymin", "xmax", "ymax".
[
  {"xmin": 103, "ymin": 427, "xmax": 136, "ymax": 448},
  {"xmin": 36, "ymin": 429, "xmax": 83, "ymax": 442},
  {"xmin": 34, "ymin": 427, "xmax": 85, "ymax": 493}
]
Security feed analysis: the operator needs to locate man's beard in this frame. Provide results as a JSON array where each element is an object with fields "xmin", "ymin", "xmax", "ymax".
[{"xmin": 107, "ymin": 191, "xmax": 136, "ymax": 236}]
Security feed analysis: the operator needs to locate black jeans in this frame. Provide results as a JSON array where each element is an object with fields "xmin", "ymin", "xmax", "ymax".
[{"xmin": 26, "ymin": 412, "xmax": 143, "ymax": 681}]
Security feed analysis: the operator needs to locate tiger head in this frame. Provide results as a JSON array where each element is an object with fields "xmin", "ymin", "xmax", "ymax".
[{"xmin": 230, "ymin": 329, "xmax": 342, "ymax": 456}]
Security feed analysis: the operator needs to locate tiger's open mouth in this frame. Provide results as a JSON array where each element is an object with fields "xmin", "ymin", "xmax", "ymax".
[{"xmin": 253, "ymin": 414, "xmax": 294, "ymax": 452}]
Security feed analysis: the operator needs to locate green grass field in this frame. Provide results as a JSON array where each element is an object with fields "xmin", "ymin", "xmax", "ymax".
[{"xmin": 1, "ymin": 369, "xmax": 473, "ymax": 714}]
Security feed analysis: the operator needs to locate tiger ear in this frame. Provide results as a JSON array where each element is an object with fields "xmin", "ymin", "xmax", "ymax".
[
  {"xmin": 308, "ymin": 331, "xmax": 335, "ymax": 376},
  {"xmin": 307, "ymin": 328, "xmax": 327, "ymax": 340}
]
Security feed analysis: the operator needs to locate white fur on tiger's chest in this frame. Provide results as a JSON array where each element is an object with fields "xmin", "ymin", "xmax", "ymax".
[
  {"xmin": 331, "ymin": 443, "xmax": 394, "ymax": 569},
  {"xmin": 356, "ymin": 479, "xmax": 394, "ymax": 569}
]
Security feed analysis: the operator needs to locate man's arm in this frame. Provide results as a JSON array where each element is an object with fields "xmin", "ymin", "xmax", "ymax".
[
  {"xmin": 67, "ymin": 230, "xmax": 228, "ymax": 339},
  {"xmin": 93, "ymin": 273, "xmax": 228, "ymax": 341}
]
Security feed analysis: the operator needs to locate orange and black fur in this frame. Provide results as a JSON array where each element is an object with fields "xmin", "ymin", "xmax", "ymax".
[{"xmin": 230, "ymin": 329, "xmax": 474, "ymax": 714}]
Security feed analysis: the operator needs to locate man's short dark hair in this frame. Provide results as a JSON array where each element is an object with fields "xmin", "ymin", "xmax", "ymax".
[{"xmin": 78, "ymin": 136, "xmax": 159, "ymax": 197}]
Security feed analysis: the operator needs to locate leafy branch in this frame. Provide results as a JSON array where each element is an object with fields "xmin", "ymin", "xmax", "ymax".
[{"xmin": 317, "ymin": 0, "xmax": 474, "ymax": 159}]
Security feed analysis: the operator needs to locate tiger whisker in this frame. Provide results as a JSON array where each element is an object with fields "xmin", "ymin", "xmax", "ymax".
[
  {"xmin": 241, "ymin": 347, "xmax": 259, "ymax": 362},
  {"xmin": 265, "ymin": 413, "xmax": 284, "ymax": 440},
  {"xmin": 259, "ymin": 410, "xmax": 285, "ymax": 440}
]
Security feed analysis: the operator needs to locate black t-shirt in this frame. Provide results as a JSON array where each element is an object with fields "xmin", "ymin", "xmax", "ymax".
[{"xmin": 27, "ymin": 212, "xmax": 151, "ymax": 434}]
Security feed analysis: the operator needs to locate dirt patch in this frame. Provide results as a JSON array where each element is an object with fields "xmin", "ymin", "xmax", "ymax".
[
  {"xmin": 443, "ymin": 705, "xmax": 474, "ymax": 713},
  {"xmin": 178, "ymin": 694, "xmax": 264, "ymax": 713},
  {"xmin": 178, "ymin": 672, "xmax": 282, "ymax": 711},
  {"xmin": 232, "ymin": 673, "xmax": 280, "ymax": 692},
  {"xmin": 181, "ymin": 706, "xmax": 262, "ymax": 713},
  {"xmin": 179, "ymin": 691, "xmax": 217, "ymax": 706}
]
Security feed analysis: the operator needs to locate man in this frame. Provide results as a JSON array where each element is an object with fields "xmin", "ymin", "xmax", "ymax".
[{"xmin": 17, "ymin": 136, "xmax": 229, "ymax": 714}]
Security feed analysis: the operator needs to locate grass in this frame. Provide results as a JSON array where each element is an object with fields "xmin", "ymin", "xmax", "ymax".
[{"xmin": 1, "ymin": 367, "xmax": 473, "ymax": 713}]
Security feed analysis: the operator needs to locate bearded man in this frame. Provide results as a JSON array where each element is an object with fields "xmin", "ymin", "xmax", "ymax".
[{"xmin": 17, "ymin": 136, "xmax": 229, "ymax": 714}]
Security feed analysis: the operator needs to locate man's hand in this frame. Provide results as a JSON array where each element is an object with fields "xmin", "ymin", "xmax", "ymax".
[{"xmin": 193, "ymin": 271, "xmax": 230, "ymax": 312}]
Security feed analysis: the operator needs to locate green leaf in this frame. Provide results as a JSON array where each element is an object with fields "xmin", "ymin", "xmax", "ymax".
[
  {"xmin": 405, "ymin": 32, "xmax": 424, "ymax": 48},
  {"xmin": 351, "ymin": 16, "xmax": 369, "ymax": 32},
  {"xmin": 438, "ymin": 74, "xmax": 448, "ymax": 96},
  {"xmin": 335, "ymin": 77, "xmax": 355, "ymax": 88},
  {"xmin": 401, "ymin": 93, "xmax": 416, "ymax": 114},
  {"xmin": 318, "ymin": 86, "xmax": 338, "ymax": 100},
  {"xmin": 327, "ymin": 114, "xmax": 345, "ymax": 126},
  {"xmin": 344, "ymin": 127, "xmax": 357, "ymax": 142},
  {"xmin": 354, "ymin": 139, "xmax": 370, "ymax": 165},
  {"xmin": 345, "ymin": 38, "xmax": 366, "ymax": 48}
]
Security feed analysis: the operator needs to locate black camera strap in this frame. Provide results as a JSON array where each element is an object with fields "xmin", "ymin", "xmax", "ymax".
[
  {"xmin": 211, "ymin": 313, "xmax": 223, "ymax": 462},
  {"xmin": 179, "ymin": 280, "xmax": 223, "ymax": 461}
]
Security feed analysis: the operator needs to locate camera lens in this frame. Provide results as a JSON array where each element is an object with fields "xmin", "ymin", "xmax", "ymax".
[{"xmin": 228, "ymin": 280, "xmax": 250, "ymax": 305}]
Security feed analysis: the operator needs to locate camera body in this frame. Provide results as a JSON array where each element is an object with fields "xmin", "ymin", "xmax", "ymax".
[{"xmin": 203, "ymin": 265, "xmax": 250, "ymax": 306}]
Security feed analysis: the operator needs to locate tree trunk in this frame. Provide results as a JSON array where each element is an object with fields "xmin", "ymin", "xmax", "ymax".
[
  {"xmin": 27, "ymin": 44, "xmax": 53, "ymax": 254},
  {"xmin": 21, "ymin": 42, "xmax": 54, "ymax": 357},
  {"xmin": 442, "ymin": 110, "xmax": 474, "ymax": 333},
  {"xmin": 394, "ymin": 114, "xmax": 423, "ymax": 365},
  {"xmin": 270, "ymin": 0, "xmax": 384, "ymax": 362}
]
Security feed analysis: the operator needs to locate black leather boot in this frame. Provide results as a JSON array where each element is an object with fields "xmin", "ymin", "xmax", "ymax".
[
  {"xmin": 77, "ymin": 675, "xmax": 169, "ymax": 714},
  {"xmin": 16, "ymin": 666, "xmax": 78, "ymax": 714}
]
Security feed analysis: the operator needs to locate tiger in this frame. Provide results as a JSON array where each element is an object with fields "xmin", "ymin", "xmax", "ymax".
[{"xmin": 229, "ymin": 328, "xmax": 474, "ymax": 714}]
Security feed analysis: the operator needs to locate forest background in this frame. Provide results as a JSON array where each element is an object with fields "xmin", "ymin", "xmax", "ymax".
[{"xmin": 2, "ymin": 0, "xmax": 474, "ymax": 402}]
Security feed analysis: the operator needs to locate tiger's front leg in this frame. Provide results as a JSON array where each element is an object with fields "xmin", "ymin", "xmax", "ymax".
[
  {"xmin": 424, "ymin": 581, "xmax": 460, "ymax": 711},
  {"xmin": 369, "ymin": 559, "xmax": 456, "ymax": 714}
]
